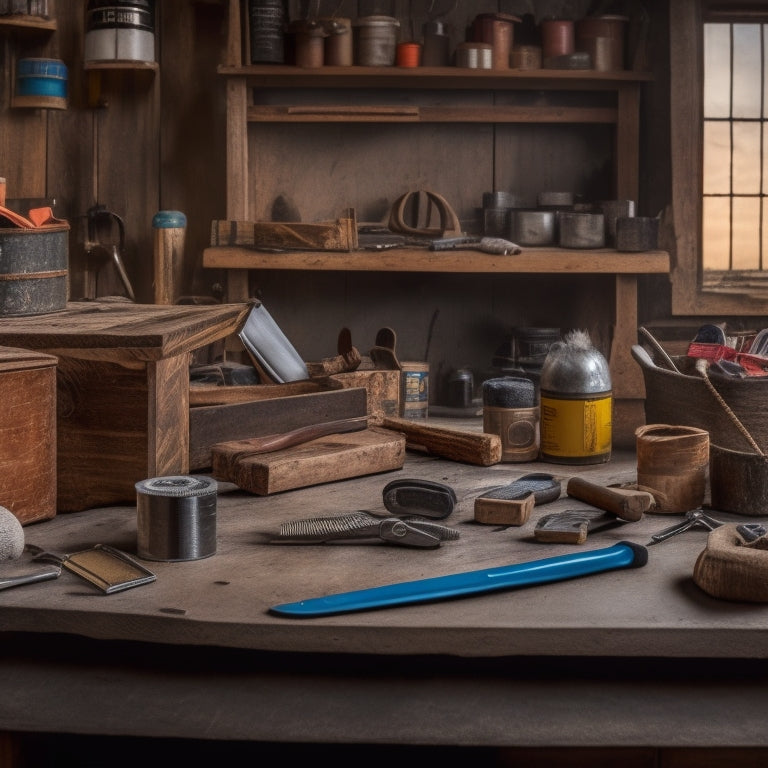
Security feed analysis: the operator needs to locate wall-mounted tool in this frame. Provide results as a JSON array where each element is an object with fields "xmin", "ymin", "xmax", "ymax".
[
  {"xmin": 83, "ymin": 204, "xmax": 135, "ymax": 301},
  {"xmin": 270, "ymin": 541, "xmax": 648, "ymax": 617},
  {"xmin": 474, "ymin": 472, "xmax": 561, "ymax": 526}
]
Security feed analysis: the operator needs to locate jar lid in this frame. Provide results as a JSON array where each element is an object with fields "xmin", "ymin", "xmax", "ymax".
[{"xmin": 353, "ymin": 15, "xmax": 400, "ymax": 27}]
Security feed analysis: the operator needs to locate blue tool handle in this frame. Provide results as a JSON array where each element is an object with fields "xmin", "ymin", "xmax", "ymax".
[{"xmin": 270, "ymin": 541, "xmax": 648, "ymax": 618}]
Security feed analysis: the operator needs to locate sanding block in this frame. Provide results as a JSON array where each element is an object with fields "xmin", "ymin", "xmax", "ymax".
[
  {"xmin": 534, "ymin": 509, "xmax": 626, "ymax": 544},
  {"xmin": 474, "ymin": 473, "xmax": 561, "ymax": 526}
]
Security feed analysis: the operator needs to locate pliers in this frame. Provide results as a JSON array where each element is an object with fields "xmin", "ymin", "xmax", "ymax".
[
  {"xmin": 647, "ymin": 509, "xmax": 724, "ymax": 545},
  {"xmin": 271, "ymin": 511, "xmax": 459, "ymax": 549}
]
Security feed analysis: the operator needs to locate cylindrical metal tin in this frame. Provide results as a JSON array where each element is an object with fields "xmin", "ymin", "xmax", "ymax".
[
  {"xmin": 396, "ymin": 42, "xmax": 421, "ymax": 67},
  {"xmin": 558, "ymin": 212, "xmax": 605, "ymax": 248},
  {"xmin": 575, "ymin": 15, "xmax": 627, "ymax": 71},
  {"xmin": 136, "ymin": 475, "xmax": 218, "ymax": 561},
  {"xmin": 84, "ymin": 1, "xmax": 156, "ymax": 63},
  {"xmin": 472, "ymin": 13, "xmax": 518, "ymax": 70},
  {"xmin": 0, "ymin": 224, "xmax": 69, "ymax": 316},
  {"xmin": 539, "ymin": 331, "xmax": 612, "ymax": 464},
  {"xmin": 447, "ymin": 367, "xmax": 474, "ymax": 409},
  {"xmin": 248, "ymin": 0, "xmax": 287, "ymax": 64},
  {"xmin": 541, "ymin": 19, "xmax": 575, "ymax": 61},
  {"xmin": 599, "ymin": 199, "xmax": 635, "ymax": 247},
  {"xmin": 510, "ymin": 209, "xmax": 556, "ymax": 246},
  {"xmin": 400, "ymin": 361, "xmax": 429, "ymax": 420},
  {"xmin": 616, "ymin": 216, "xmax": 659, "ymax": 252},
  {"xmin": 455, "ymin": 42, "xmax": 493, "ymax": 69},
  {"xmin": 422, "ymin": 20, "xmax": 450, "ymax": 66},
  {"xmin": 14, "ymin": 58, "xmax": 68, "ymax": 109},
  {"xmin": 354, "ymin": 15, "xmax": 400, "ymax": 66},
  {"xmin": 482, "ymin": 376, "xmax": 539, "ymax": 462},
  {"xmin": 510, "ymin": 44, "xmax": 542, "ymax": 70}
]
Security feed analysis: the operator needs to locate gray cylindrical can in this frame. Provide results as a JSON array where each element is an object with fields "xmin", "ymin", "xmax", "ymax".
[{"xmin": 85, "ymin": 1, "xmax": 156, "ymax": 63}]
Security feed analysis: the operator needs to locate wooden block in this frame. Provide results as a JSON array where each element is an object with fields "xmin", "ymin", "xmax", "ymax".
[
  {"xmin": 189, "ymin": 386, "xmax": 367, "ymax": 470},
  {"xmin": 381, "ymin": 416, "xmax": 501, "ymax": 466},
  {"xmin": 474, "ymin": 494, "xmax": 534, "ymax": 526},
  {"xmin": 326, "ymin": 369, "xmax": 400, "ymax": 425},
  {"xmin": 0, "ymin": 347, "xmax": 58, "ymax": 524},
  {"xmin": 212, "ymin": 427, "xmax": 406, "ymax": 495},
  {"xmin": 210, "ymin": 214, "xmax": 357, "ymax": 251}
]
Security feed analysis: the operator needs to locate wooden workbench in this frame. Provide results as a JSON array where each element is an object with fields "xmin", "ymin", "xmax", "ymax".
[
  {"xmin": 0, "ymin": 301, "xmax": 250, "ymax": 512},
  {"xmin": 2, "ymin": 443, "xmax": 768, "ymax": 755}
]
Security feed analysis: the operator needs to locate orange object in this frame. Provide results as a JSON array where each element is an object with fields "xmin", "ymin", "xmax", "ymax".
[{"xmin": 396, "ymin": 42, "xmax": 421, "ymax": 67}]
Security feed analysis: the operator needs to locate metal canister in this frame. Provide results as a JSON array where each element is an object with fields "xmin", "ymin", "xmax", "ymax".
[{"xmin": 539, "ymin": 330, "xmax": 612, "ymax": 464}]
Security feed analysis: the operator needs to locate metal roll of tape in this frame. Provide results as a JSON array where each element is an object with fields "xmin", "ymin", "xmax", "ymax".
[{"xmin": 135, "ymin": 475, "xmax": 217, "ymax": 561}]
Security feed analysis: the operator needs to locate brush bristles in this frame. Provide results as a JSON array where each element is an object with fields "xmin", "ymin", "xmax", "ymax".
[{"xmin": 278, "ymin": 512, "xmax": 376, "ymax": 539}]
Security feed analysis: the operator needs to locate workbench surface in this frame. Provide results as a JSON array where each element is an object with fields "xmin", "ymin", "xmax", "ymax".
[{"xmin": 2, "ymin": 441, "xmax": 768, "ymax": 749}]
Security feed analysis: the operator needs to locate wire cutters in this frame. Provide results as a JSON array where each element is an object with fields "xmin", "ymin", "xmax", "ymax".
[
  {"xmin": 271, "ymin": 511, "xmax": 460, "ymax": 548},
  {"xmin": 647, "ymin": 509, "xmax": 724, "ymax": 546}
]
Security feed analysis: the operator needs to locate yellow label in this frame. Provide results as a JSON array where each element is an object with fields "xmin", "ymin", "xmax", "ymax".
[{"xmin": 540, "ymin": 394, "xmax": 612, "ymax": 458}]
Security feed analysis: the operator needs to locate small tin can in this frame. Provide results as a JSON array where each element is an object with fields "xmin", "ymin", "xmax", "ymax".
[{"xmin": 401, "ymin": 361, "xmax": 429, "ymax": 420}]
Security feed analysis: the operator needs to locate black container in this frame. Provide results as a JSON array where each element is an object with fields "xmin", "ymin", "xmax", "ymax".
[{"xmin": 249, "ymin": 0, "xmax": 287, "ymax": 64}]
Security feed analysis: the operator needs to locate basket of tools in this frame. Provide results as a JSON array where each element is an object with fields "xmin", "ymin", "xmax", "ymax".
[{"xmin": 632, "ymin": 325, "xmax": 768, "ymax": 515}]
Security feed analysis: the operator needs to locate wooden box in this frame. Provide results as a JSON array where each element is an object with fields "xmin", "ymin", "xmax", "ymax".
[{"xmin": 0, "ymin": 347, "xmax": 57, "ymax": 524}]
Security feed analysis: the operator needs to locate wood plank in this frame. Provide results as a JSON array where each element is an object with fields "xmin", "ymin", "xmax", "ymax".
[
  {"xmin": 0, "ymin": 302, "xmax": 250, "ymax": 362},
  {"xmin": 203, "ymin": 247, "xmax": 670, "ymax": 274},
  {"xmin": 248, "ymin": 105, "xmax": 618, "ymax": 124},
  {"xmin": 212, "ymin": 426, "xmax": 406, "ymax": 494},
  {"xmin": 210, "ymin": 217, "xmax": 358, "ymax": 250},
  {"xmin": 189, "ymin": 386, "xmax": 368, "ymax": 470}
]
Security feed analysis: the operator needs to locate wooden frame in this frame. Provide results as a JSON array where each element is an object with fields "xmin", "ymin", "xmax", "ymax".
[{"xmin": 670, "ymin": 0, "xmax": 768, "ymax": 315}]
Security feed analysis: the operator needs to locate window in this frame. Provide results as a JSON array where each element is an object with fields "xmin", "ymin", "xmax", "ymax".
[{"xmin": 670, "ymin": 0, "xmax": 768, "ymax": 314}]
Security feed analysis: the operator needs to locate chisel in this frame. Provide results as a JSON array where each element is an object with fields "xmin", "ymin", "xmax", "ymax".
[{"xmin": 269, "ymin": 541, "xmax": 648, "ymax": 617}]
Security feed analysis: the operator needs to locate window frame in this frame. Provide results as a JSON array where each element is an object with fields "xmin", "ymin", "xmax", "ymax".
[{"xmin": 670, "ymin": 0, "xmax": 768, "ymax": 314}]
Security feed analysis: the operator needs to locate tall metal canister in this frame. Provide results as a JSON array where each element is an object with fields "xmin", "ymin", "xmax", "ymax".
[{"xmin": 539, "ymin": 329, "xmax": 612, "ymax": 464}]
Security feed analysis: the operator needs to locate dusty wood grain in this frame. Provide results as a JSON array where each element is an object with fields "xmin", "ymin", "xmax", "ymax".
[
  {"xmin": 189, "ymin": 387, "xmax": 367, "ymax": 470},
  {"xmin": 0, "ymin": 351, "xmax": 57, "ymax": 524},
  {"xmin": 212, "ymin": 427, "xmax": 405, "ymax": 495},
  {"xmin": 381, "ymin": 416, "xmax": 502, "ymax": 466}
]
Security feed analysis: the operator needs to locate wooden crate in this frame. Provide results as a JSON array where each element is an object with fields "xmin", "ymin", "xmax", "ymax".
[{"xmin": 0, "ymin": 347, "xmax": 57, "ymax": 524}]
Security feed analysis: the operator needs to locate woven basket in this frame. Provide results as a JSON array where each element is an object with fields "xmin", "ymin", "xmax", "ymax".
[{"xmin": 632, "ymin": 345, "xmax": 768, "ymax": 454}]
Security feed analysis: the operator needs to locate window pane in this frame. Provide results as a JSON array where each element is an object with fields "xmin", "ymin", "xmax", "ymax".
[
  {"xmin": 703, "ymin": 120, "xmax": 731, "ymax": 194},
  {"xmin": 703, "ymin": 196, "xmax": 731, "ymax": 270},
  {"xmin": 731, "ymin": 196, "xmax": 761, "ymax": 269},
  {"xmin": 732, "ymin": 121, "xmax": 762, "ymax": 193},
  {"xmin": 733, "ymin": 24, "xmax": 762, "ymax": 118},
  {"xmin": 704, "ymin": 24, "xmax": 731, "ymax": 118}
]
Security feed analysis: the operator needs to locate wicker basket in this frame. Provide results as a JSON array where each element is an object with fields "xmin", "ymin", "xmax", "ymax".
[{"xmin": 632, "ymin": 344, "xmax": 768, "ymax": 454}]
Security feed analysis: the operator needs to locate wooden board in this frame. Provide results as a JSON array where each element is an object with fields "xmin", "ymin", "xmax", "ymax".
[
  {"xmin": 211, "ymin": 427, "xmax": 405, "ymax": 495},
  {"xmin": 210, "ymin": 215, "xmax": 357, "ymax": 251},
  {"xmin": 189, "ymin": 386, "xmax": 368, "ymax": 471}
]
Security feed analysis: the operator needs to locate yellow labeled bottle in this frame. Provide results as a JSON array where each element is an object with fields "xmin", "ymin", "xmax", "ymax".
[{"xmin": 539, "ymin": 329, "xmax": 612, "ymax": 464}]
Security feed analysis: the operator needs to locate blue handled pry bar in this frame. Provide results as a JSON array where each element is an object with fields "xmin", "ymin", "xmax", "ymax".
[{"xmin": 270, "ymin": 541, "xmax": 648, "ymax": 618}]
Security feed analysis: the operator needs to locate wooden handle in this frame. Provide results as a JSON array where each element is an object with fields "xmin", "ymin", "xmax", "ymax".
[
  {"xmin": 381, "ymin": 416, "xmax": 501, "ymax": 466},
  {"xmin": 154, "ymin": 225, "xmax": 186, "ymax": 305},
  {"xmin": 566, "ymin": 476, "xmax": 653, "ymax": 521}
]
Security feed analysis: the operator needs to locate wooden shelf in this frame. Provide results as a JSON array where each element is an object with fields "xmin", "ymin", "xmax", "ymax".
[
  {"xmin": 220, "ymin": 64, "xmax": 653, "ymax": 91},
  {"xmin": 0, "ymin": 14, "xmax": 56, "ymax": 32},
  {"xmin": 84, "ymin": 60, "xmax": 158, "ymax": 72},
  {"xmin": 203, "ymin": 246, "xmax": 670, "ymax": 275}
]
